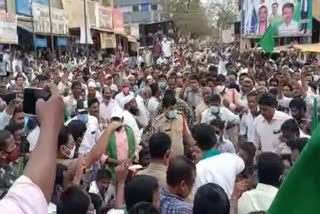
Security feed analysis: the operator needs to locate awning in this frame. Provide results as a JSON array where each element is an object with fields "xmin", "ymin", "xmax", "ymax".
[
  {"xmin": 17, "ymin": 20, "xmax": 33, "ymax": 32},
  {"xmin": 293, "ymin": 44, "xmax": 320, "ymax": 53},
  {"xmin": 91, "ymin": 26, "xmax": 114, "ymax": 33},
  {"xmin": 114, "ymin": 30, "xmax": 127, "ymax": 37},
  {"xmin": 127, "ymin": 35, "xmax": 138, "ymax": 43}
]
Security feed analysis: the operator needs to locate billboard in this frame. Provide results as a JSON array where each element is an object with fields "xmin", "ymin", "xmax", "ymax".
[
  {"xmin": 112, "ymin": 9, "xmax": 124, "ymax": 33},
  {"xmin": 241, "ymin": 0, "xmax": 312, "ymax": 37},
  {"xmin": 96, "ymin": 6, "xmax": 112, "ymax": 29},
  {"xmin": 0, "ymin": 13, "xmax": 18, "ymax": 44},
  {"xmin": 0, "ymin": 0, "xmax": 6, "ymax": 12},
  {"xmin": 16, "ymin": 0, "xmax": 48, "ymax": 16}
]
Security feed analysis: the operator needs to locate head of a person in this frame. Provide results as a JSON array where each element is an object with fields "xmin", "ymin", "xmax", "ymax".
[
  {"xmin": 138, "ymin": 147, "xmax": 151, "ymax": 167},
  {"xmin": 247, "ymin": 90, "xmax": 259, "ymax": 112},
  {"xmin": 216, "ymin": 74, "xmax": 226, "ymax": 87},
  {"xmin": 110, "ymin": 108, "xmax": 124, "ymax": 125},
  {"xmin": 67, "ymin": 120, "xmax": 86, "ymax": 154},
  {"xmin": 124, "ymin": 96, "xmax": 139, "ymax": 116},
  {"xmin": 15, "ymin": 74, "xmax": 25, "ymax": 88},
  {"xmin": 71, "ymin": 81, "xmax": 82, "ymax": 99},
  {"xmin": 5, "ymin": 123, "xmax": 24, "ymax": 145},
  {"xmin": 95, "ymin": 168, "xmax": 112, "ymax": 197},
  {"xmin": 280, "ymin": 119, "xmax": 300, "ymax": 145},
  {"xmin": 102, "ymin": 85, "xmax": 112, "ymax": 101},
  {"xmin": 158, "ymin": 74, "xmax": 167, "ymax": 90},
  {"xmin": 162, "ymin": 90, "xmax": 177, "ymax": 119},
  {"xmin": 238, "ymin": 141, "xmax": 256, "ymax": 167},
  {"xmin": 189, "ymin": 74, "xmax": 200, "ymax": 91},
  {"xmin": 202, "ymin": 86, "xmax": 212, "ymax": 104},
  {"xmin": 57, "ymin": 185, "xmax": 93, "ymax": 214},
  {"xmin": 192, "ymin": 124, "xmax": 217, "ymax": 162},
  {"xmin": 193, "ymin": 183, "xmax": 230, "ymax": 214},
  {"xmin": 239, "ymin": 73, "xmax": 247, "ymax": 87},
  {"xmin": 167, "ymin": 75, "xmax": 177, "ymax": 91},
  {"xmin": 259, "ymin": 93, "xmax": 277, "ymax": 122},
  {"xmin": 11, "ymin": 107, "xmax": 24, "ymax": 127},
  {"xmin": 272, "ymin": 2, "xmax": 279, "ymax": 16},
  {"xmin": 88, "ymin": 98, "xmax": 100, "ymax": 119},
  {"xmin": 209, "ymin": 92, "xmax": 221, "ymax": 108},
  {"xmin": 125, "ymin": 175, "xmax": 160, "ymax": 210},
  {"xmin": 211, "ymin": 119, "xmax": 225, "ymax": 140},
  {"xmin": 257, "ymin": 152, "xmax": 284, "ymax": 187},
  {"xmin": 166, "ymin": 156, "xmax": 196, "ymax": 199},
  {"xmin": 52, "ymin": 163, "xmax": 75, "ymax": 204},
  {"xmin": 242, "ymin": 77, "xmax": 254, "ymax": 94},
  {"xmin": 128, "ymin": 202, "xmax": 160, "ymax": 214},
  {"xmin": 282, "ymin": 3, "xmax": 295, "ymax": 25},
  {"xmin": 289, "ymin": 97, "xmax": 306, "ymax": 121},
  {"xmin": 259, "ymin": 5, "xmax": 268, "ymax": 22},
  {"xmin": 87, "ymin": 82, "xmax": 97, "ymax": 98},
  {"xmin": 149, "ymin": 133, "xmax": 173, "ymax": 165},
  {"xmin": 282, "ymin": 83, "xmax": 293, "ymax": 97},
  {"xmin": 150, "ymin": 83, "xmax": 161, "ymax": 98},
  {"xmin": 104, "ymin": 74, "xmax": 113, "ymax": 86},
  {"xmin": 289, "ymin": 137, "xmax": 308, "ymax": 164},
  {"xmin": 128, "ymin": 75, "xmax": 136, "ymax": 86},
  {"xmin": 0, "ymin": 130, "xmax": 19, "ymax": 164},
  {"xmin": 122, "ymin": 79, "xmax": 130, "ymax": 95},
  {"xmin": 57, "ymin": 126, "xmax": 75, "ymax": 159}
]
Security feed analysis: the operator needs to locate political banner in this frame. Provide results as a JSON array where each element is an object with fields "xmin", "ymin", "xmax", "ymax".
[
  {"xmin": 32, "ymin": 3, "xmax": 68, "ymax": 35},
  {"xmin": 16, "ymin": 0, "xmax": 48, "ymax": 16},
  {"xmin": 96, "ymin": 6, "xmax": 112, "ymax": 29},
  {"xmin": 0, "ymin": 13, "xmax": 18, "ymax": 44},
  {"xmin": 112, "ymin": 9, "xmax": 124, "ymax": 33},
  {"xmin": 241, "ymin": 0, "xmax": 312, "ymax": 37}
]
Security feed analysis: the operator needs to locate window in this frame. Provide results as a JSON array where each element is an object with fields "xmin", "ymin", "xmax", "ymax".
[
  {"xmin": 151, "ymin": 4, "xmax": 158, "ymax": 10},
  {"xmin": 133, "ymin": 5, "xmax": 139, "ymax": 12}
]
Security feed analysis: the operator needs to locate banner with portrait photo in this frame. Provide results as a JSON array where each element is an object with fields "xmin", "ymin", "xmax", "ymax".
[{"xmin": 241, "ymin": 0, "xmax": 312, "ymax": 37}]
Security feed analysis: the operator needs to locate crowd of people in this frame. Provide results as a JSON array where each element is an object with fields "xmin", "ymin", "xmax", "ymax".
[{"xmin": 0, "ymin": 34, "xmax": 319, "ymax": 214}]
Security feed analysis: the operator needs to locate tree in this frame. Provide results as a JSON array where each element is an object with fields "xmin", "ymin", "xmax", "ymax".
[{"xmin": 164, "ymin": 0, "xmax": 212, "ymax": 37}]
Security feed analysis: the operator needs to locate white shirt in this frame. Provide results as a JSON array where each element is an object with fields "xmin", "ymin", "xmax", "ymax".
[
  {"xmin": 63, "ymin": 95, "xmax": 78, "ymax": 117},
  {"xmin": 123, "ymin": 110, "xmax": 141, "ymax": 144},
  {"xmin": 254, "ymin": 110, "xmax": 291, "ymax": 152},
  {"xmin": 201, "ymin": 106, "xmax": 240, "ymax": 125},
  {"xmin": 156, "ymin": 57, "xmax": 168, "ymax": 65},
  {"xmin": 100, "ymin": 99, "xmax": 120, "ymax": 122},
  {"xmin": 238, "ymin": 183, "xmax": 278, "ymax": 214},
  {"xmin": 194, "ymin": 153, "xmax": 245, "ymax": 199},
  {"xmin": 278, "ymin": 20, "xmax": 299, "ymax": 36},
  {"xmin": 240, "ymin": 111, "xmax": 258, "ymax": 142},
  {"xmin": 114, "ymin": 91, "xmax": 134, "ymax": 106},
  {"xmin": 0, "ymin": 110, "xmax": 12, "ymax": 130},
  {"xmin": 135, "ymin": 95, "xmax": 150, "ymax": 128},
  {"xmin": 161, "ymin": 40, "xmax": 173, "ymax": 58},
  {"xmin": 147, "ymin": 96, "xmax": 160, "ymax": 117}
]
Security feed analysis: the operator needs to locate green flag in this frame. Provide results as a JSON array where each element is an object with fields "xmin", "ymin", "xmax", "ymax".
[
  {"xmin": 312, "ymin": 98, "xmax": 318, "ymax": 132},
  {"xmin": 268, "ymin": 123, "xmax": 320, "ymax": 214},
  {"xmin": 259, "ymin": 26, "xmax": 274, "ymax": 53}
]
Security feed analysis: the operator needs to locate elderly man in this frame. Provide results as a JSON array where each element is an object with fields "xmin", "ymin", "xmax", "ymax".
[
  {"xmin": 100, "ymin": 85, "xmax": 119, "ymax": 123},
  {"xmin": 114, "ymin": 79, "xmax": 134, "ymax": 105}
]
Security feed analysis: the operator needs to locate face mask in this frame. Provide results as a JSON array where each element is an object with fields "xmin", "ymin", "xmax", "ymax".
[
  {"xmin": 215, "ymin": 85, "xmax": 226, "ymax": 94},
  {"xmin": 159, "ymin": 82, "xmax": 167, "ymax": 90},
  {"xmin": 77, "ymin": 114, "xmax": 88, "ymax": 124},
  {"xmin": 96, "ymin": 82, "xmax": 101, "ymax": 89},
  {"xmin": 65, "ymin": 145, "xmax": 75, "ymax": 159},
  {"xmin": 167, "ymin": 110, "xmax": 177, "ymax": 119},
  {"xmin": 122, "ymin": 86, "xmax": 130, "ymax": 95},
  {"xmin": 6, "ymin": 145, "xmax": 20, "ymax": 163},
  {"xmin": 210, "ymin": 106, "xmax": 220, "ymax": 114}
]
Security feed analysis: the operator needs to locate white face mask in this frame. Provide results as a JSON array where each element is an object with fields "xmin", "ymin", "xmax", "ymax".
[
  {"xmin": 210, "ymin": 106, "xmax": 220, "ymax": 114},
  {"xmin": 215, "ymin": 85, "xmax": 226, "ymax": 94},
  {"xmin": 66, "ymin": 145, "xmax": 75, "ymax": 159}
]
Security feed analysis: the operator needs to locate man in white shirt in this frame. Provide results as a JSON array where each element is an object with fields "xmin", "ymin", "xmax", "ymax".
[
  {"xmin": 278, "ymin": 3, "xmax": 299, "ymax": 36},
  {"xmin": 240, "ymin": 91, "xmax": 260, "ymax": 142},
  {"xmin": 100, "ymin": 85, "xmax": 120, "ymax": 123},
  {"xmin": 114, "ymin": 79, "xmax": 134, "ymax": 105},
  {"xmin": 254, "ymin": 93, "xmax": 291, "ymax": 152},
  {"xmin": 238, "ymin": 152, "xmax": 284, "ymax": 214},
  {"xmin": 192, "ymin": 124, "xmax": 245, "ymax": 199},
  {"xmin": 161, "ymin": 36, "xmax": 173, "ymax": 58},
  {"xmin": 64, "ymin": 81, "xmax": 83, "ymax": 117}
]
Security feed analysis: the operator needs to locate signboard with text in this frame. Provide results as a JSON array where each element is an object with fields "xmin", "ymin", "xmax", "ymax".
[
  {"xmin": 32, "ymin": 3, "xmax": 68, "ymax": 35},
  {"xmin": 0, "ymin": 13, "xmax": 18, "ymax": 44},
  {"xmin": 112, "ymin": 9, "xmax": 124, "ymax": 32},
  {"xmin": 241, "ymin": 0, "xmax": 312, "ymax": 37},
  {"xmin": 97, "ymin": 6, "xmax": 112, "ymax": 29},
  {"xmin": 16, "ymin": 0, "xmax": 48, "ymax": 16}
]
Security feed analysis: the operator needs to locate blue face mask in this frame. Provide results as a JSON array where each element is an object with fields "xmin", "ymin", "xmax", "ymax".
[
  {"xmin": 167, "ymin": 110, "xmax": 177, "ymax": 119},
  {"xmin": 96, "ymin": 82, "xmax": 101, "ymax": 89},
  {"xmin": 77, "ymin": 114, "xmax": 88, "ymax": 124},
  {"xmin": 159, "ymin": 82, "xmax": 167, "ymax": 90}
]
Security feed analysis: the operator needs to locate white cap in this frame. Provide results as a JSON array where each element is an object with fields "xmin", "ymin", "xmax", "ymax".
[
  {"xmin": 111, "ymin": 107, "xmax": 124, "ymax": 119},
  {"xmin": 88, "ymin": 81, "xmax": 96, "ymax": 88},
  {"xmin": 120, "ymin": 94, "xmax": 135, "ymax": 109}
]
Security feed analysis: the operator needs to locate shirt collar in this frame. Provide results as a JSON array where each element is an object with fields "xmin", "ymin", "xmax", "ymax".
[
  {"xmin": 256, "ymin": 183, "xmax": 278, "ymax": 193},
  {"xmin": 201, "ymin": 149, "xmax": 220, "ymax": 161}
]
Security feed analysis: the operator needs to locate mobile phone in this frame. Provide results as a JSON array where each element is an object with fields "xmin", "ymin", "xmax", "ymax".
[
  {"xmin": 20, "ymin": 136, "xmax": 30, "ymax": 154},
  {"xmin": 23, "ymin": 88, "xmax": 51, "ymax": 115},
  {"xmin": 0, "ymin": 92, "xmax": 16, "ymax": 104}
]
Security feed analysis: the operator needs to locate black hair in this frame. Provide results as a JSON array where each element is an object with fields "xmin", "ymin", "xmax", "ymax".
[
  {"xmin": 71, "ymin": 81, "xmax": 82, "ymax": 89},
  {"xmin": 26, "ymin": 116, "xmax": 38, "ymax": 131},
  {"xmin": 167, "ymin": 156, "xmax": 196, "ymax": 187},
  {"xmin": 258, "ymin": 93, "xmax": 277, "ymax": 108},
  {"xmin": 67, "ymin": 120, "xmax": 87, "ymax": 142},
  {"xmin": 14, "ymin": 73, "xmax": 25, "ymax": 81},
  {"xmin": 55, "ymin": 163, "xmax": 68, "ymax": 189},
  {"xmin": 158, "ymin": 74, "xmax": 167, "ymax": 80},
  {"xmin": 238, "ymin": 142, "xmax": 256, "ymax": 166},
  {"xmin": 4, "ymin": 123, "xmax": 24, "ymax": 135},
  {"xmin": 129, "ymin": 202, "xmax": 160, "ymax": 214},
  {"xmin": 192, "ymin": 124, "xmax": 217, "ymax": 151},
  {"xmin": 208, "ymin": 65, "xmax": 217, "ymax": 73},
  {"xmin": 216, "ymin": 74, "xmax": 226, "ymax": 83},
  {"xmin": 125, "ymin": 175, "xmax": 159, "ymax": 210},
  {"xmin": 288, "ymin": 137, "xmax": 308, "ymax": 153},
  {"xmin": 209, "ymin": 93, "xmax": 221, "ymax": 104},
  {"xmin": 280, "ymin": 119, "xmax": 300, "ymax": 136},
  {"xmin": 308, "ymin": 82, "xmax": 317, "ymax": 92},
  {"xmin": 247, "ymin": 90, "xmax": 259, "ymax": 99},
  {"xmin": 282, "ymin": 83, "xmax": 293, "ymax": 91},
  {"xmin": 211, "ymin": 119, "xmax": 225, "ymax": 130},
  {"xmin": 257, "ymin": 152, "xmax": 284, "ymax": 187},
  {"xmin": 162, "ymin": 89, "xmax": 176, "ymax": 108},
  {"xmin": 189, "ymin": 74, "xmax": 199, "ymax": 82},
  {"xmin": 269, "ymin": 78, "xmax": 279, "ymax": 86},
  {"xmin": 57, "ymin": 185, "xmax": 91, "ymax": 214},
  {"xmin": 193, "ymin": 183, "xmax": 230, "ymax": 214},
  {"xmin": 139, "ymin": 146, "xmax": 150, "ymax": 160},
  {"xmin": 282, "ymin": 2, "xmax": 294, "ymax": 12},
  {"xmin": 289, "ymin": 97, "xmax": 306, "ymax": 112},
  {"xmin": 0, "ymin": 130, "xmax": 12, "ymax": 150},
  {"xmin": 150, "ymin": 83, "xmax": 159, "ymax": 97},
  {"xmin": 96, "ymin": 168, "xmax": 112, "ymax": 181},
  {"xmin": 149, "ymin": 133, "xmax": 172, "ymax": 159},
  {"xmin": 272, "ymin": 2, "xmax": 279, "ymax": 7},
  {"xmin": 239, "ymin": 73, "xmax": 248, "ymax": 79},
  {"xmin": 88, "ymin": 98, "xmax": 99, "ymax": 108},
  {"xmin": 58, "ymin": 126, "xmax": 71, "ymax": 150}
]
